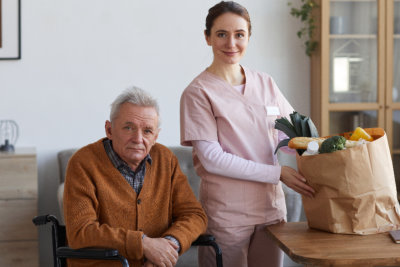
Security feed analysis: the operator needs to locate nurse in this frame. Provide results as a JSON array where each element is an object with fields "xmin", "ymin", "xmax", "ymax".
[{"xmin": 180, "ymin": 1, "xmax": 315, "ymax": 267}]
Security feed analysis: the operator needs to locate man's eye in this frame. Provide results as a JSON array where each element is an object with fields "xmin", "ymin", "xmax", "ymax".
[
  {"xmin": 124, "ymin": 126, "xmax": 132, "ymax": 130},
  {"xmin": 144, "ymin": 129, "xmax": 153, "ymax": 134},
  {"xmin": 236, "ymin": 33, "xmax": 244, "ymax": 38}
]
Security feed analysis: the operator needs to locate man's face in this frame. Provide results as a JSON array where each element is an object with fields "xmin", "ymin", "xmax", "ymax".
[{"xmin": 105, "ymin": 103, "xmax": 159, "ymax": 171}]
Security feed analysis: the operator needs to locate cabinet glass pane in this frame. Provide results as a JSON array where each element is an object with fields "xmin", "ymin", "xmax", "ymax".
[
  {"xmin": 394, "ymin": 1, "xmax": 400, "ymax": 103},
  {"xmin": 329, "ymin": 110, "xmax": 378, "ymax": 135},
  {"xmin": 394, "ymin": 110, "xmax": 400, "ymax": 150},
  {"xmin": 329, "ymin": 1, "xmax": 378, "ymax": 103}
]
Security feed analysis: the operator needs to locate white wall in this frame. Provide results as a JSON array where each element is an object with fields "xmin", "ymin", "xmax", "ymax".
[{"xmin": 0, "ymin": 0, "xmax": 310, "ymax": 266}]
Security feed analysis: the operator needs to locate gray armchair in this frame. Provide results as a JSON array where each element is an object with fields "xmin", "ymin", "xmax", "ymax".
[{"xmin": 56, "ymin": 146, "xmax": 304, "ymax": 267}]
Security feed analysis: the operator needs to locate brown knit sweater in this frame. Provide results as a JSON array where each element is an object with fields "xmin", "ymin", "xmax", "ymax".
[{"xmin": 64, "ymin": 139, "xmax": 207, "ymax": 267}]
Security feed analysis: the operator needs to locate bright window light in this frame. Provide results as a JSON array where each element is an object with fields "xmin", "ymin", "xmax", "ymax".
[{"xmin": 333, "ymin": 57, "xmax": 350, "ymax": 92}]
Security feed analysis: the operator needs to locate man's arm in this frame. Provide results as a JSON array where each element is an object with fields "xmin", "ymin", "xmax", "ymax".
[{"xmin": 161, "ymin": 154, "xmax": 208, "ymax": 254}]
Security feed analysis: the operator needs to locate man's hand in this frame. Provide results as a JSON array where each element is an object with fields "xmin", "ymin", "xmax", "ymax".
[
  {"xmin": 142, "ymin": 236, "xmax": 179, "ymax": 267},
  {"xmin": 280, "ymin": 166, "xmax": 315, "ymax": 198},
  {"xmin": 143, "ymin": 261, "xmax": 156, "ymax": 267}
]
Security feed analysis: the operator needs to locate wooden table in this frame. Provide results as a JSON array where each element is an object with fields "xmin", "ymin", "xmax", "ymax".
[{"xmin": 265, "ymin": 222, "xmax": 400, "ymax": 266}]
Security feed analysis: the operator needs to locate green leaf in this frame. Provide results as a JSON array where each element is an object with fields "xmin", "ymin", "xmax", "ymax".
[
  {"xmin": 301, "ymin": 118, "xmax": 311, "ymax": 137},
  {"xmin": 308, "ymin": 118, "xmax": 319, "ymax": 137},
  {"xmin": 290, "ymin": 112, "xmax": 303, "ymax": 136},
  {"xmin": 274, "ymin": 117, "xmax": 297, "ymax": 138},
  {"xmin": 274, "ymin": 138, "xmax": 290, "ymax": 154},
  {"xmin": 288, "ymin": 0, "xmax": 319, "ymax": 56},
  {"xmin": 297, "ymin": 31, "xmax": 303, "ymax": 38}
]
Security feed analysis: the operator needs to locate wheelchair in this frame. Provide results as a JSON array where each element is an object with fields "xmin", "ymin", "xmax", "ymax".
[{"xmin": 33, "ymin": 214, "xmax": 223, "ymax": 267}]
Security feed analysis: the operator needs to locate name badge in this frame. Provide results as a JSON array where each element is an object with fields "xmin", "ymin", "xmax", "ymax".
[{"xmin": 266, "ymin": 106, "xmax": 280, "ymax": 116}]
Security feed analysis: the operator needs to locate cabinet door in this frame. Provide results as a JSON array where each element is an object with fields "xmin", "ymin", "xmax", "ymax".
[
  {"xmin": 391, "ymin": 1, "xmax": 400, "ymax": 190},
  {"xmin": 327, "ymin": 0, "xmax": 382, "ymax": 135},
  {"xmin": 329, "ymin": 110, "xmax": 378, "ymax": 135},
  {"xmin": 0, "ymin": 156, "xmax": 37, "ymax": 199},
  {"xmin": 329, "ymin": 0, "xmax": 378, "ymax": 104},
  {"xmin": 394, "ymin": 1, "xmax": 400, "ymax": 103},
  {"xmin": 394, "ymin": 111, "xmax": 400, "ymax": 190}
]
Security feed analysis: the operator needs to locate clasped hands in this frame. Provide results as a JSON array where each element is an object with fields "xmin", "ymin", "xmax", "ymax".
[{"xmin": 142, "ymin": 236, "xmax": 179, "ymax": 267}]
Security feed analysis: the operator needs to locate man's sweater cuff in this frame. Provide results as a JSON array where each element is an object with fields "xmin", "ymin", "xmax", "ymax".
[{"xmin": 126, "ymin": 231, "xmax": 144, "ymax": 259}]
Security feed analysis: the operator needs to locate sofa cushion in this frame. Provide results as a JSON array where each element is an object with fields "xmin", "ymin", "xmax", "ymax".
[
  {"xmin": 58, "ymin": 149, "xmax": 78, "ymax": 184},
  {"xmin": 168, "ymin": 146, "xmax": 200, "ymax": 198}
]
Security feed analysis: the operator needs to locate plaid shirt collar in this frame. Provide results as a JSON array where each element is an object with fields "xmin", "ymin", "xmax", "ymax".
[{"xmin": 103, "ymin": 139, "xmax": 152, "ymax": 174}]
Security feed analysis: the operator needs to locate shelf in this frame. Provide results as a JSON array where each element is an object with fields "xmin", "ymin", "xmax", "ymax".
[
  {"xmin": 331, "ymin": 0, "xmax": 378, "ymax": 3},
  {"xmin": 330, "ymin": 34, "xmax": 377, "ymax": 39},
  {"xmin": 327, "ymin": 103, "xmax": 380, "ymax": 110},
  {"xmin": 0, "ymin": 147, "xmax": 37, "ymax": 158},
  {"xmin": 331, "ymin": 0, "xmax": 376, "ymax": 2},
  {"xmin": 393, "ymin": 149, "xmax": 400, "ymax": 155}
]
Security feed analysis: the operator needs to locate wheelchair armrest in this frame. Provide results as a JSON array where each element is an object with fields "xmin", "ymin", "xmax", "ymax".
[
  {"xmin": 57, "ymin": 247, "xmax": 119, "ymax": 258},
  {"xmin": 57, "ymin": 247, "xmax": 129, "ymax": 267},
  {"xmin": 191, "ymin": 234, "xmax": 223, "ymax": 267},
  {"xmin": 192, "ymin": 234, "xmax": 215, "ymax": 246}
]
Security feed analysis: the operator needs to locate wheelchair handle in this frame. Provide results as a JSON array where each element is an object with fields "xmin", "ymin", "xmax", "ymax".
[{"xmin": 32, "ymin": 214, "xmax": 60, "ymax": 227}]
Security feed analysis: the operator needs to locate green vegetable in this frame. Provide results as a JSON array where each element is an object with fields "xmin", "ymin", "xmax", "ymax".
[
  {"xmin": 318, "ymin": 136, "xmax": 346, "ymax": 154},
  {"xmin": 274, "ymin": 111, "xmax": 319, "ymax": 154}
]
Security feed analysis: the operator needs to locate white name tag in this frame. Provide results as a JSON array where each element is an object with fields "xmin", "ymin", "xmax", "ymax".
[{"xmin": 266, "ymin": 106, "xmax": 280, "ymax": 116}]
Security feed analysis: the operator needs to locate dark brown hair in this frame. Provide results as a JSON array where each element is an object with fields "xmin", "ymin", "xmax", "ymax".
[{"xmin": 205, "ymin": 1, "xmax": 252, "ymax": 37}]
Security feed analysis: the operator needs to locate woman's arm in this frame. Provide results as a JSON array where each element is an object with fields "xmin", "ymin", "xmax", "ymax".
[
  {"xmin": 194, "ymin": 140, "xmax": 315, "ymax": 197},
  {"xmin": 193, "ymin": 140, "xmax": 281, "ymax": 184}
]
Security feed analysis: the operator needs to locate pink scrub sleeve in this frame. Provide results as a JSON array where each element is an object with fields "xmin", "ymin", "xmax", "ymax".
[
  {"xmin": 193, "ymin": 140, "xmax": 281, "ymax": 184},
  {"xmin": 180, "ymin": 86, "xmax": 218, "ymax": 146}
]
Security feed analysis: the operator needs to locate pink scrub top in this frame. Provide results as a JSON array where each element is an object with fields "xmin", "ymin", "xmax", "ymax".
[{"xmin": 180, "ymin": 66, "xmax": 294, "ymax": 228}]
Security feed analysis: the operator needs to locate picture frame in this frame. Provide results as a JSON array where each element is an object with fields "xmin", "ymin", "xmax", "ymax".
[{"xmin": 0, "ymin": 0, "xmax": 21, "ymax": 60}]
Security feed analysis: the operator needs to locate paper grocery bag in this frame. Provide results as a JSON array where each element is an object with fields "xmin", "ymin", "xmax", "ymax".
[{"xmin": 297, "ymin": 128, "xmax": 400, "ymax": 235}]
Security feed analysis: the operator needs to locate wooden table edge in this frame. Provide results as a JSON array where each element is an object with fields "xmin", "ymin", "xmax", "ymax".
[
  {"xmin": 265, "ymin": 221, "xmax": 400, "ymax": 266},
  {"xmin": 265, "ymin": 222, "xmax": 317, "ymax": 265}
]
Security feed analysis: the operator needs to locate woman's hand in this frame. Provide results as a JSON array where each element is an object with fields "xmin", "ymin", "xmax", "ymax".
[{"xmin": 280, "ymin": 166, "xmax": 315, "ymax": 198}]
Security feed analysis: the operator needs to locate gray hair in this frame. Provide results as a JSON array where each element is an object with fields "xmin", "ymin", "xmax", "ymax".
[{"xmin": 110, "ymin": 86, "xmax": 160, "ymax": 125}]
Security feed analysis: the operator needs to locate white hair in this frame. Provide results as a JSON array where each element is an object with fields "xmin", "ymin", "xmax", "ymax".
[{"xmin": 110, "ymin": 86, "xmax": 160, "ymax": 126}]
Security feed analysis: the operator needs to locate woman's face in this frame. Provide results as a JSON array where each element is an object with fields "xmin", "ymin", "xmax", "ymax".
[{"xmin": 206, "ymin": 12, "xmax": 249, "ymax": 66}]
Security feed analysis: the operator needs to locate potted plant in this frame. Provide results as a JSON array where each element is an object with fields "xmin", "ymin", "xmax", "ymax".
[{"xmin": 288, "ymin": 0, "xmax": 318, "ymax": 57}]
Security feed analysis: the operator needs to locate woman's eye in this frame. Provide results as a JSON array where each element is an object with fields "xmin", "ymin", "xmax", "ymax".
[{"xmin": 217, "ymin": 33, "xmax": 226, "ymax": 38}]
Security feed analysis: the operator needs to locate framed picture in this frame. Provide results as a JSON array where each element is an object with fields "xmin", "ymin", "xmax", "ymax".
[{"xmin": 0, "ymin": 0, "xmax": 21, "ymax": 60}]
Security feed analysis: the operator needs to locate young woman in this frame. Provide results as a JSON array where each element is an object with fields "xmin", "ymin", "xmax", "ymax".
[{"xmin": 180, "ymin": 2, "xmax": 315, "ymax": 267}]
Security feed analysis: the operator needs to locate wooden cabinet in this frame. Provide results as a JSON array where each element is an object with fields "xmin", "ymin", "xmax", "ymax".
[
  {"xmin": 0, "ymin": 148, "xmax": 38, "ymax": 266},
  {"xmin": 311, "ymin": 0, "xmax": 400, "ymax": 190}
]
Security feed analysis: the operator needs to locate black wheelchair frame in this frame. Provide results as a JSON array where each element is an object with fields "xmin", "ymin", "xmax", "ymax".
[{"xmin": 33, "ymin": 214, "xmax": 223, "ymax": 267}]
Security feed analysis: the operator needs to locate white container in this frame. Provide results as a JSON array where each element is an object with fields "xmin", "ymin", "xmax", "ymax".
[{"xmin": 302, "ymin": 141, "xmax": 319, "ymax": 156}]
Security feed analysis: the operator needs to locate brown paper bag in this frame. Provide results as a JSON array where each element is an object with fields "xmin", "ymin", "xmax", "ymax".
[{"xmin": 297, "ymin": 128, "xmax": 400, "ymax": 235}]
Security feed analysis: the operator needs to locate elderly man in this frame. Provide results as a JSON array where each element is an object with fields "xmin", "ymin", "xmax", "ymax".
[{"xmin": 63, "ymin": 87, "xmax": 207, "ymax": 267}]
